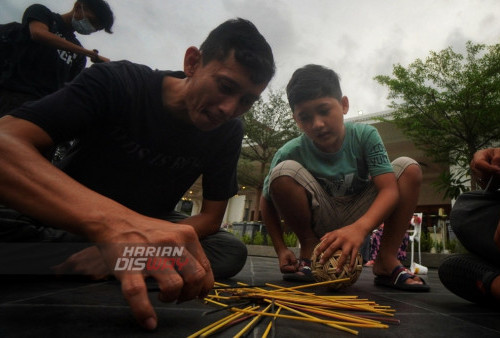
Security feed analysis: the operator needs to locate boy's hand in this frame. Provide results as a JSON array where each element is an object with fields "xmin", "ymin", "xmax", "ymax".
[
  {"xmin": 315, "ymin": 224, "xmax": 367, "ymax": 272},
  {"xmin": 277, "ymin": 249, "xmax": 298, "ymax": 273}
]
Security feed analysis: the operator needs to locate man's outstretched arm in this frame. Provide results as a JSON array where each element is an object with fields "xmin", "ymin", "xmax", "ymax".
[{"xmin": 0, "ymin": 115, "xmax": 213, "ymax": 330}]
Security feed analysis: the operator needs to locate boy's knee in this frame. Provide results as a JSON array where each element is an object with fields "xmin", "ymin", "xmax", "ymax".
[
  {"xmin": 395, "ymin": 157, "xmax": 422, "ymax": 186},
  {"xmin": 270, "ymin": 175, "xmax": 299, "ymax": 192},
  {"xmin": 404, "ymin": 163, "xmax": 423, "ymax": 185},
  {"xmin": 269, "ymin": 176, "xmax": 309, "ymax": 206},
  {"xmin": 269, "ymin": 160, "xmax": 309, "ymax": 198}
]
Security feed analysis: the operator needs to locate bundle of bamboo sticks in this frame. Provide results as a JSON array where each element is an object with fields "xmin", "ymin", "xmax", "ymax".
[{"xmin": 188, "ymin": 279, "xmax": 398, "ymax": 337}]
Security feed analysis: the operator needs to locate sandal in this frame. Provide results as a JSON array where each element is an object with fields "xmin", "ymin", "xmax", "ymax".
[
  {"xmin": 282, "ymin": 258, "xmax": 315, "ymax": 282},
  {"xmin": 438, "ymin": 254, "xmax": 500, "ymax": 305},
  {"xmin": 374, "ymin": 265, "xmax": 430, "ymax": 291}
]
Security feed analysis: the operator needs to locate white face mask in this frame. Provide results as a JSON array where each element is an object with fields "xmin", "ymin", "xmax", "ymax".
[{"xmin": 72, "ymin": 13, "xmax": 97, "ymax": 35}]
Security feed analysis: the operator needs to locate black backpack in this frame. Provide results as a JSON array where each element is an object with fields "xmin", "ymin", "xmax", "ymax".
[{"xmin": 0, "ymin": 22, "xmax": 24, "ymax": 83}]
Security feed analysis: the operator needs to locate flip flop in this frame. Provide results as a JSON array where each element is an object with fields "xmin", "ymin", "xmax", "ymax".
[
  {"xmin": 282, "ymin": 258, "xmax": 315, "ymax": 282},
  {"xmin": 438, "ymin": 254, "xmax": 500, "ymax": 305},
  {"xmin": 374, "ymin": 265, "xmax": 430, "ymax": 291}
]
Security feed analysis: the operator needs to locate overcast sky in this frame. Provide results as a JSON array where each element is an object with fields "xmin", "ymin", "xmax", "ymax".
[{"xmin": 2, "ymin": 0, "xmax": 499, "ymax": 118}]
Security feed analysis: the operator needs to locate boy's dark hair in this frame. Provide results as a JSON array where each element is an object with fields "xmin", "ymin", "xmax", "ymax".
[
  {"xmin": 200, "ymin": 18, "xmax": 275, "ymax": 84},
  {"xmin": 286, "ymin": 64, "xmax": 343, "ymax": 110},
  {"xmin": 79, "ymin": 0, "xmax": 114, "ymax": 33}
]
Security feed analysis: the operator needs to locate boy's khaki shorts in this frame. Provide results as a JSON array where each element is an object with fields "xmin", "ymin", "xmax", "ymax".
[{"xmin": 268, "ymin": 157, "xmax": 418, "ymax": 238}]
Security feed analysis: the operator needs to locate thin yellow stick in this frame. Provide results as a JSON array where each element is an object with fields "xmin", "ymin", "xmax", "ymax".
[
  {"xmin": 263, "ymin": 283, "xmax": 393, "ymax": 316},
  {"xmin": 187, "ymin": 306, "xmax": 250, "ymax": 338},
  {"xmin": 276, "ymin": 301, "xmax": 388, "ymax": 329},
  {"xmin": 269, "ymin": 301, "xmax": 359, "ymax": 335},
  {"xmin": 277, "ymin": 297, "xmax": 394, "ymax": 317},
  {"xmin": 233, "ymin": 303, "xmax": 273, "ymax": 338},
  {"xmin": 278, "ymin": 300, "xmax": 382, "ymax": 325},
  {"xmin": 199, "ymin": 305, "xmax": 260, "ymax": 338},
  {"xmin": 190, "ymin": 278, "xmax": 400, "ymax": 338},
  {"xmin": 262, "ymin": 306, "xmax": 283, "ymax": 338},
  {"xmin": 242, "ymin": 291, "xmax": 391, "ymax": 315},
  {"xmin": 203, "ymin": 297, "xmax": 228, "ymax": 308},
  {"xmin": 228, "ymin": 307, "xmax": 367, "ymax": 328},
  {"xmin": 266, "ymin": 279, "xmax": 350, "ymax": 291},
  {"xmin": 205, "ymin": 295, "xmax": 234, "ymax": 300}
]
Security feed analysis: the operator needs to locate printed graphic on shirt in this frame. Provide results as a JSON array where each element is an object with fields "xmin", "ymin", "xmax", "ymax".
[
  {"xmin": 55, "ymin": 33, "xmax": 78, "ymax": 65},
  {"xmin": 315, "ymin": 157, "xmax": 371, "ymax": 197},
  {"xmin": 368, "ymin": 143, "xmax": 390, "ymax": 166},
  {"xmin": 316, "ymin": 173, "xmax": 353, "ymax": 197},
  {"xmin": 110, "ymin": 126, "xmax": 202, "ymax": 170}
]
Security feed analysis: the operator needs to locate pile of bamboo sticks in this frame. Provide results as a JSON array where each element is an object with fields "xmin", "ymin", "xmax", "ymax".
[{"xmin": 188, "ymin": 279, "xmax": 398, "ymax": 337}]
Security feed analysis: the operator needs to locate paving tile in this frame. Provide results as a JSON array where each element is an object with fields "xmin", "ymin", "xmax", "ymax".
[{"xmin": 0, "ymin": 255, "xmax": 498, "ymax": 337}]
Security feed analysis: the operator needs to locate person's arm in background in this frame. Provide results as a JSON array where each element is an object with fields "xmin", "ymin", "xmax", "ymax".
[
  {"xmin": 182, "ymin": 199, "xmax": 228, "ymax": 238},
  {"xmin": 471, "ymin": 148, "xmax": 500, "ymax": 191},
  {"xmin": 28, "ymin": 20, "xmax": 108, "ymax": 63},
  {"xmin": 470, "ymin": 148, "xmax": 500, "ymax": 248}
]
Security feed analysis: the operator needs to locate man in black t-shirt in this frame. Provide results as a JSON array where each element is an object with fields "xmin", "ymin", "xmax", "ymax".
[
  {"xmin": 0, "ymin": 18, "xmax": 275, "ymax": 330},
  {"xmin": 0, "ymin": 0, "xmax": 114, "ymax": 115}
]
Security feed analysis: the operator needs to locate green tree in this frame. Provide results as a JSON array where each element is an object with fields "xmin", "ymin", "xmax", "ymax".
[
  {"xmin": 238, "ymin": 89, "xmax": 300, "ymax": 220},
  {"xmin": 375, "ymin": 41, "xmax": 500, "ymax": 198}
]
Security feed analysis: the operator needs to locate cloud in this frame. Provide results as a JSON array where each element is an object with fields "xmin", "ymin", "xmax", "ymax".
[{"xmin": 3, "ymin": 0, "xmax": 500, "ymax": 117}]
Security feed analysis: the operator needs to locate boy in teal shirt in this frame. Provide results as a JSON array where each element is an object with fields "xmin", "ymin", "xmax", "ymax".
[{"xmin": 261, "ymin": 64, "xmax": 429, "ymax": 291}]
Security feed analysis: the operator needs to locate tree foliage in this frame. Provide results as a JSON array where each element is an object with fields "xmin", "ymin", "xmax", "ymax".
[
  {"xmin": 375, "ymin": 41, "xmax": 500, "ymax": 198},
  {"xmin": 238, "ymin": 89, "xmax": 301, "ymax": 220}
]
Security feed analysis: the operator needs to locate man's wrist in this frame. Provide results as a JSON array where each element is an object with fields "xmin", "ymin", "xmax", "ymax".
[{"xmin": 79, "ymin": 206, "xmax": 136, "ymax": 243}]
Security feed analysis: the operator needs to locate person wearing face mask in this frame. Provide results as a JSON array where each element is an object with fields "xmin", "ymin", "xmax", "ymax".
[{"xmin": 0, "ymin": 0, "xmax": 114, "ymax": 116}]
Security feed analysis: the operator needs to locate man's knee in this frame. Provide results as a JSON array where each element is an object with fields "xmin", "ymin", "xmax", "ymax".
[{"xmin": 201, "ymin": 230, "xmax": 248, "ymax": 279}]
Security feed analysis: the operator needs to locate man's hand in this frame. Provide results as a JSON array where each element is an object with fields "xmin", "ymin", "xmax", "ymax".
[
  {"xmin": 94, "ymin": 217, "xmax": 214, "ymax": 331},
  {"xmin": 314, "ymin": 224, "xmax": 368, "ymax": 272},
  {"xmin": 277, "ymin": 249, "xmax": 298, "ymax": 273},
  {"xmin": 0, "ymin": 117, "xmax": 212, "ymax": 330},
  {"xmin": 52, "ymin": 246, "xmax": 111, "ymax": 280}
]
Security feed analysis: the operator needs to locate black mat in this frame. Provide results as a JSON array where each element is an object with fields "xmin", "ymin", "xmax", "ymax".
[{"xmin": 1, "ymin": 256, "xmax": 499, "ymax": 337}]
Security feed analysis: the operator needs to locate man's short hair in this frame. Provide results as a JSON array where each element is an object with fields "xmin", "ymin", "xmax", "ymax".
[
  {"xmin": 200, "ymin": 18, "xmax": 275, "ymax": 84},
  {"xmin": 79, "ymin": 0, "xmax": 114, "ymax": 33},
  {"xmin": 286, "ymin": 64, "xmax": 343, "ymax": 110}
]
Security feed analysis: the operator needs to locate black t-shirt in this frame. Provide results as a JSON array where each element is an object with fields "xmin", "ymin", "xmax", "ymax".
[
  {"xmin": 1, "ymin": 4, "xmax": 86, "ymax": 97},
  {"xmin": 11, "ymin": 61, "xmax": 243, "ymax": 219}
]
